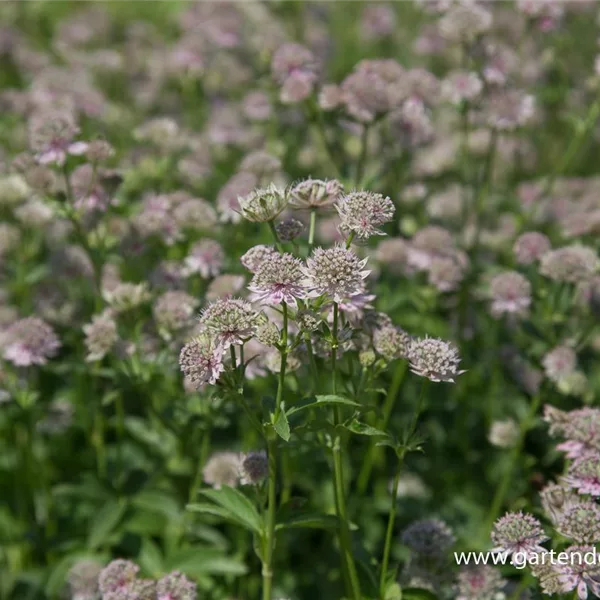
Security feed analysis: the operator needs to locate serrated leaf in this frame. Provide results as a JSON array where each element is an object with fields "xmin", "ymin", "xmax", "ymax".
[
  {"xmin": 198, "ymin": 486, "xmax": 263, "ymax": 534},
  {"xmin": 287, "ymin": 395, "xmax": 363, "ymax": 417},
  {"xmin": 87, "ymin": 499, "xmax": 127, "ymax": 550},
  {"xmin": 275, "ymin": 512, "xmax": 340, "ymax": 531},
  {"xmin": 273, "ymin": 408, "xmax": 291, "ymax": 441},
  {"xmin": 345, "ymin": 419, "xmax": 390, "ymax": 438}
]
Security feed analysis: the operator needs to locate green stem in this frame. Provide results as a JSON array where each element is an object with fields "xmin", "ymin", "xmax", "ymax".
[
  {"xmin": 115, "ymin": 395, "xmax": 125, "ymax": 492},
  {"xmin": 379, "ymin": 464, "xmax": 402, "ymax": 598},
  {"xmin": 357, "ymin": 361, "xmax": 407, "ymax": 495},
  {"xmin": 331, "ymin": 302, "xmax": 362, "ymax": 600},
  {"xmin": 484, "ymin": 391, "xmax": 543, "ymax": 536},
  {"xmin": 305, "ymin": 98, "xmax": 343, "ymax": 178},
  {"xmin": 355, "ymin": 125, "xmax": 370, "ymax": 185},
  {"xmin": 189, "ymin": 428, "xmax": 211, "ymax": 504},
  {"xmin": 472, "ymin": 128, "xmax": 498, "ymax": 255},
  {"xmin": 262, "ymin": 303, "xmax": 288, "ymax": 600},
  {"xmin": 268, "ymin": 220, "xmax": 284, "ymax": 253},
  {"xmin": 308, "ymin": 209, "xmax": 317, "ymax": 252},
  {"xmin": 345, "ymin": 232, "xmax": 355, "ymax": 249}
]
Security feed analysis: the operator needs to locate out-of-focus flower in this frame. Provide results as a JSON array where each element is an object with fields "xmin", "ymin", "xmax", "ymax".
[
  {"xmin": 2, "ymin": 317, "xmax": 61, "ymax": 367},
  {"xmin": 184, "ymin": 240, "xmax": 224, "ymax": 279},
  {"xmin": 373, "ymin": 325, "xmax": 410, "ymax": 361},
  {"xmin": 513, "ymin": 232, "xmax": 551, "ymax": 265},
  {"xmin": 485, "ymin": 90, "xmax": 536, "ymax": 131},
  {"xmin": 103, "ymin": 282, "xmax": 150, "ymax": 312},
  {"xmin": 456, "ymin": 565, "xmax": 505, "ymax": 600},
  {"xmin": 179, "ymin": 334, "xmax": 225, "ymax": 387},
  {"xmin": 241, "ymin": 245, "xmax": 278, "ymax": 273},
  {"xmin": 271, "ymin": 43, "xmax": 318, "ymax": 104},
  {"xmin": 540, "ymin": 245, "xmax": 599, "ymax": 283},
  {"xmin": 238, "ymin": 183, "xmax": 288, "ymax": 223},
  {"xmin": 29, "ymin": 110, "xmax": 88, "ymax": 166},
  {"xmin": 302, "ymin": 246, "xmax": 370, "ymax": 302},
  {"xmin": 360, "ymin": 4, "xmax": 396, "ymax": 39},
  {"xmin": 202, "ymin": 451, "xmax": 241, "ymax": 489},
  {"xmin": 540, "ymin": 482, "xmax": 581, "ymax": 527},
  {"xmin": 407, "ymin": 337, "xmax": 465, "ymax": 383},
  {"xmin": 491, "ymin": 512, "xmax": 548, "ymax": 556},
  {"xmin": 173, "ymin": 198, "xmax": 218, "ymax": 232},
  {"xmin": 276, "ymin": 218, "xmax": 304, "ymax": 242},
  {"xmin": 248, "ymin": 252, "xmax": 306, "ymax": 307},
  {"xmin": 156, "ymin": 571, "xmax": 197, "ymax": 600},
  {"xmin": 206, "ymin": 274, "xmax": 245, "ymax": 301},
  {"xmin": 542, "ymin": 345, "xmax": 577, "ymax": 383},
  {"xmin": 442, "ymin": 71, "xmax": 482, "ymax": 105},
  {"xmin": 0, "ymin": 173, "xmax": 29, "ymax": 206},
  {"xmin": 83, "ymin": 311, "xmax": 118, "ymax": 362},
  {"xmin": 489, "ymin": 271, "xmax": 531, "ymax": 318},
  {"xmin": 240, "ymin": 451, "xmax": 268, "ymax": 485},
  {"xmin": 98, "ymin": 560, "xmax": 139, "ymax": 599},
  {"xmin": 336, "ymin": 191, "xmax": 395, "ymax": 240},
  {"xmin": 401, "ymin": 518, "xmax": 456, "ymax": 558},
  {"xmin": 67, "ymin": 559, "xmax": 102, "ymax": 600},
  {"xmin": 488, "ymin": 418, "xmax": 519, "ymax": 449},
  {"xmin": 199, "ymin": 298, "xmax": 260, "ymax": 348},
  {"xmin": 242, "ymin": 90, "xmax": 272, "ymax": 122},
  {"xmin": 153, "ymin": 291, "xmax": 198, "ymax": 336}
]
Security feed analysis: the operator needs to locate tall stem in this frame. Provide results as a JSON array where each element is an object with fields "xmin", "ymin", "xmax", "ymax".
[
  {"xmin": 379, "ymin": 464, "xmax": 402, "ymax": 597},
  {"xmin": 115, "ymin": 396, "xmax": 125, "ymax": 493},
  {"xmin": 355, "ymin": 125, "xmax": 369, "ymax": 185},
  {"xmin": 308, "ymin": 209, "xmax": 317, "ymax": 252},
  {"xmin": 483, "ymin": 391, "xmax": 542, "ymax": 536},
  {"xmin": 331, "ymin": 302, "xmax": 362, "ymax": 600},
  {"xmin": 268, "ymin": 220, "xmax": 284, "ymax": 253},
  {"xmin": 357, "ymin": 361, "xmax": 407, "ymax": 494},
  {"xmin": 262, "ymin": 302, "xmax": 288, "ymax": 600}
]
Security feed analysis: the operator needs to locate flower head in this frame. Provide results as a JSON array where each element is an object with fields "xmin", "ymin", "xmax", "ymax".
[
  {"xmin": 184, "ymin": 240, "xmax": 224, "ymax": 279},
  {"xmin": 542, "ymin": 345, "xmax": 577, "ymax": 383},
  {"xmin": 2, "ymin": 317, "xmax": 61, "ymax": 367},
  {"xmin": 156, "ymin": 571, "xmax": 197, "ymax": 600},
  {"xmin": 290, "ymin": 178, "xmax": 344, "ymax": 209},
  {"xmin": 336, "ymin": 191, "xmax": 395, "ymax": 240},
  {"xmin": 199, "ymin": 298, "xmax": 260, "ymax": 348},
  {"xmin": 491, "ymin": 512, "xmax": 548, "ymax": 556},
  {"xmin": 401, "ymin": 518, "xmax": 455, "ymax": 558},
  {"xmin": 98, "ymin": 560, "xmax": 139, "ymax": 598},
  {"xmin": 67, "ymin": 559, "xmax": 102, "ymax": 600},
  {"xmin": 276, "ymin": 218, "xmax": 304, "ymax": 242},
  {"xmin": 540, "ymin": 245, "xmax": 599, "ymax": 284},
  {"xmin": 564, "ymin": 454, "xmax": 600, "ymax": 496},
  {"xmin": 456, "ymin": 565, "xmax": 505, "ymax": 600},
  {"xmin": 488, "ymin": 419, "xmax": 519, "ymax": 449},
  {"xmin": 83, "ymin": 311, "xmax": 118, "ymax": 362},
  {"xmin": 556, "ymin": 545, "xmax": 600, "ymax": 600},
  {"xmin": 240, "ymin": 451, "xmax": 268, "ymax": 485},
  {"xmin": 556, "ymin": 501, "xmax": 600, "ymax": 544},
  {"xmin": 513, "ymin": 232, "xmax": 551, "ymax": 265},
  {"xmin": 302, "ymin": 246, "xmax": 370, "ymax": 302},
  {"xmin": 202, "ymin": 451, "xmax": 241, "ymax": 489},
  {"xmin": 179, "ymin": 334, "xmax": 225, "ymax": 387},
  {"xmin": 373, "ymin": 326, "xmax": 411, "ymax": 361},
  {"xmin": 29, "ymin": 110, "xmax": 88, "ymax": 166},
  {"xmin": 241, "ymin": 245, "xmax": 278, "ymax": 273},
  {"xmin": 489, "ymin": 271, "xmax": 531, "ymax": 318},
  {"xmin": 238, "ymin": 183, "xmax": 288, "ymax": 222},
  {"xmin": 248, "ymin": 253, "xmax": 306, "ymax": 307},
  {"xmin": 154, "ymin": 291, "xmax": 198, "ymax": 336},
  {"xmin": 407, "ymin": 337, "xmax": 465, "ymax": 383}
]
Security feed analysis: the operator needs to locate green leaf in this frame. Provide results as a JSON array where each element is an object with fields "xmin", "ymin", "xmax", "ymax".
[
  {"xmin": 385, "ymin": 582, "xmax": 402, "ymax": 600},
  {"xmin": 87, "ymin": 499, "xmax": 127, "ymax": 550},
  {"xmin": 345, "ymin": 419, "xmax": 390, "ymax": 438},
  {"xmin": 276, "ymin": 512, "xmax": 340, "ymax": 531},
  {"xmin": 286, "ymin": 395, "xmax": 363, "ymax": 417},
  {"xmin": 186, "ymin": 502, "xmax": 252, "ymax": 530},
  {"xmin": 273, "ymin": 408, "xmax": 291, "ymax": 441},
  {"xmin": 166, "ymin": 547, "xmax": 247, "ymax": 576},
  {"xmin": 402, "ymin": 588, "xmax": 438, "ymax": 600},
  {"xmin": 138, "ymin": 538, "xmax": 164, "ymax": 577},
  {"xmin": 198, "ymin": 486, "xmax": 263, "ymax": 534}
]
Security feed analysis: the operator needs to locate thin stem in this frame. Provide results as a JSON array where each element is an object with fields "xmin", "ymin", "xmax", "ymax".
[
  {"xmin": 268, "ymin": 220, "xmax": 285, "ymax": 253},
  {"xmin": 345, "ymin": 231, "xmax": 355, "ymax": 249},
  {"xmin": 308, "ymin": 209, "xmax": 317, "ymax": 252},
  {"xmin": 305, "ymin": 98, "xmax": 343, "ymax": 178},
  {"xmin": 379, "ymin": 464, "xmax": 402, "ymax": 597},
  {"xmin": 115, "ymin": 396, "xmax": 125, "ymax": 493},
  {"xmin": 189, "ymin": 428, "xmax": 211, "ymax": 504},
  {"xmin": 330, "ymin": 302, "xmax": 362, "ymax": 600},
  {"xmin": 262, "ymin": 302, "xmax": 288, "ymax": 600},
  {"xmin": 357, "ymin": 361, "xmax": 407, "ymax": 494},
  {"xmin": 483, "ymin": 391, "xmax": 543, "ymax": 536},
  {"xmin": 355, "ymin": 125, "xmax": 370, "ymax": 186}
]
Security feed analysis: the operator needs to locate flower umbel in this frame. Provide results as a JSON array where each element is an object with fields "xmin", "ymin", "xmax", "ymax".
[{"xmin": 407, "ymin": 337, "xmax": 465, "ymax": 383}]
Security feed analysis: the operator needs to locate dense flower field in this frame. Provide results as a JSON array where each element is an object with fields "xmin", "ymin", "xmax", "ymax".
[{"xmin": 1, "ymin": 1, "xmax": 600, "ymax": 599}]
